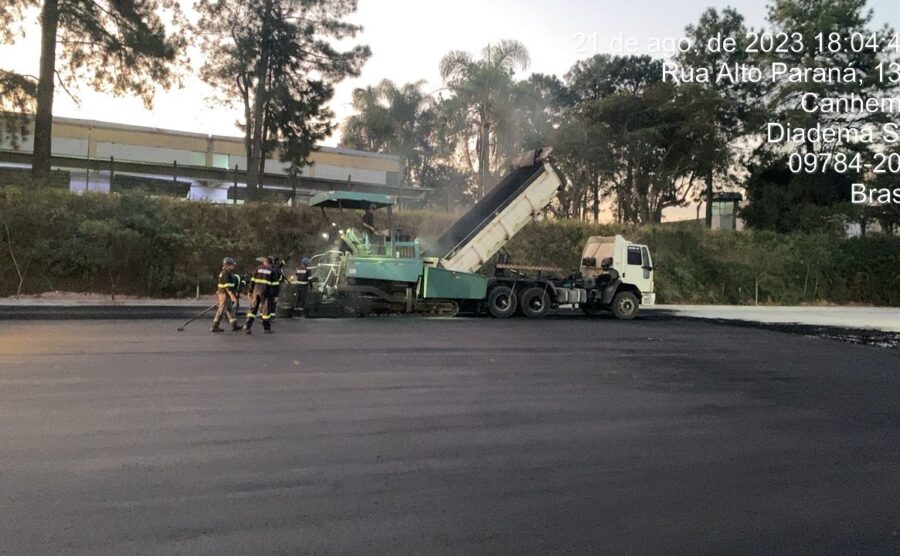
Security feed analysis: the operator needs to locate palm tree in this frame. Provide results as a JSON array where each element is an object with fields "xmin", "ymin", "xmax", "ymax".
[
  {"xmin": 341, "ymin": 79, "xmax": 433, "ymax": 186},
  {"xmin": 439, "ymin": 40, "xmax": 530, "ymax": 196}
]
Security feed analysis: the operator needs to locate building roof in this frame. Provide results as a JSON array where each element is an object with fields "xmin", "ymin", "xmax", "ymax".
[{"xmin": 713, "ymin": 192, "xmax": 744, "ymax": 202}]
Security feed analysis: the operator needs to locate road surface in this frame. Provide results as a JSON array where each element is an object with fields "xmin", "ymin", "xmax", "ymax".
[{"xmin": 1, "ymin": 316, "xmax": 899, "ymax": 554}]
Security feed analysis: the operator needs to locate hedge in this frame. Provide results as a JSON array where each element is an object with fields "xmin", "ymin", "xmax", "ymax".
[{"xmin": 1, "ymin": 186, "xmax": 898, "ymax": 305}]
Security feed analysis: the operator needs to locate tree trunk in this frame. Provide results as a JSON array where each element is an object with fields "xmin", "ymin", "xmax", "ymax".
[
  {"xmin": 32, "ymin": 0, "xmax": 60, "ymax": 180},
  {"xmin": 245, "ymin": 0, "xmax": 274, "ymax": 202},
  {"xmin": 240, "ymin": 76, "xmax": 252, "ymax": 200},
  {"xmin": 704, "ymin": 167, "xmax": 714, "ymax": 228},
  {"xmin": 621, "ymin": 161, "xmax": 633, "ymax": 224},
  {"xmin": 591, "ymin": 172, "xmax": 600, "ymax": 223},
  {"xmin": 478, "ymin": 115, "xmax": 490, "ymax": 198},
  {"xmin": 257, "ymin": 114, "xmax": 268, "ymax": 189}
]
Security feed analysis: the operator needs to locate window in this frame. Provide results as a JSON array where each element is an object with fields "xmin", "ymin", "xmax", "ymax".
[{"xmin": 627, "ymin": 246, "xmax": 642, "ymax": 265}]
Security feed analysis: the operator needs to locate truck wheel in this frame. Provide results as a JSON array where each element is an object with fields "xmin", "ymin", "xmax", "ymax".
[
  {"xmin": 487, "ymin": 286, "xmax": 517, "ymax": 319},
  {"xmin": 519, "ymin": 287, "xmax": 551, "ymax": 319},
  {"xmin": 611, "ymin": 292, "xmax": 639, "ymax": 320}
]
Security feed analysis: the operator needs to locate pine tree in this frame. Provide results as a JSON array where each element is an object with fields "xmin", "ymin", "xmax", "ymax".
[
  {"xmin": 195, "ymin": 0, "xmax": 370, "ymax": 201},
  {"xmin": 1, "ymin": 0, "xmax": 186, "ymax": 180}
]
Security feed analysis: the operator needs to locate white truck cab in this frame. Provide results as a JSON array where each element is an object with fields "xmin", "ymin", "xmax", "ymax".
[{"xmin": 578, "ymin": 235, "xmax": 655, "ymax": 318}]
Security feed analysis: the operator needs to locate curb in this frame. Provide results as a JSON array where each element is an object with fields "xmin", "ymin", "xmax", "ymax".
[{"xmin": 1, "ymin": 305, "xmax": 214, "ymax": 321}]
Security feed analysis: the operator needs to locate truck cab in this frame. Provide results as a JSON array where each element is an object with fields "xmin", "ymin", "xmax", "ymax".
[{"xmin": 580, "ymin": 235, "xmax": 656, "ymax": 312}]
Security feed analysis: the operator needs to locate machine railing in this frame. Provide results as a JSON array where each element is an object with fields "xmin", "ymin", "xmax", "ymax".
[
  {"xmin": 341, "ymin": 228, "xmax": 420, "ymax": 258},
  {"xmin": 309, "ymin": 250, "xmax": 345, "ymax": 292}
]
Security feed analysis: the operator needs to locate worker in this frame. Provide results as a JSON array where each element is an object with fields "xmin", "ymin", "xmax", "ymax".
[
  {"xmin": 211, "ymin": 257, "xmax": 241, "ymax": 333},
  {"xmin": 270, "ymin": 255, "xmax": 286, "ymax": 315},
  {"xmin": 295, "ymin": 257, "xmax": 311, "ymax": 316},
  {"xmin": 244, "ymin": 255, "xmax": 280, "ymax": 334},
  {"xmin": 361, "ymin": 203, "xmax": 378, "ymax": 235}
]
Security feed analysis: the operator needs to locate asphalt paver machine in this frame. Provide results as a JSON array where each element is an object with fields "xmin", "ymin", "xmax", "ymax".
[{"xmin": 304, "ymin": 148, "xmax": 563, "ymax": 317}]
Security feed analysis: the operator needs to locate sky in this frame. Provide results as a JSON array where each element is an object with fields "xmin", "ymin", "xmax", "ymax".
[{"xmin": 1, "ymin": 0, "xmax": 899, "ymax": 146}]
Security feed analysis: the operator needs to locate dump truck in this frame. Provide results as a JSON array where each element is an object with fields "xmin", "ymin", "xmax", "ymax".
[
  {"xmin": 302, "ymin": 148, "xmax": 655, "ymax": 319},
  {"xmin": 481, "ymin": 234, "xmax": 655, "ymax": 320}
]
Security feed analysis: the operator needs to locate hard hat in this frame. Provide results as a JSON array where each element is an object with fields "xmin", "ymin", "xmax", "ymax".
[
  {"xmin": 223, "ymin": 257, "xmax": 237, "ymax": 266},
  {"xmin": 300, "ymin": 257, "xmax": 310, "ymax": 266},
  {"xmin": 368, "ymin": 203, "xmax": 377, "ymax": 209}
]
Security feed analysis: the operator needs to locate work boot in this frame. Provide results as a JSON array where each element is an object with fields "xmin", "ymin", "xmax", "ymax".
[
  {"xmin": 210, "ymin": 324, "xmax": 224, "ymax": 333},
  {"xmin": 263, "ymin": 328, "xmax": 273, "ymax": 334},
  {"xmin": 244, "ymin": 327, "xmax": 252, "ymax": 335},
  {"xmin": 230, "ymin": 322, "xmax": 241, "ymax": 332}
]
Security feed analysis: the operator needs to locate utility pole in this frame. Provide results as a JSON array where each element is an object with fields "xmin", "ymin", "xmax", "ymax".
[
  {"xmin": 290, "ymin": 165, "xmax": 297, "ymax": 206},
  {"xmin": 85, "ymin": 126, "xmax": 93, "ymax": 191},
  {"xmin": 233, "ymin": 164, "xmax": 239, "ymax": 205}
]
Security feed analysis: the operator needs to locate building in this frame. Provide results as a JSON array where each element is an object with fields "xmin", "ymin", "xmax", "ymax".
[
  {"xmin": 0, "ymin": 115, "xmax": 411, "ymax": 203},
  {"xmin": 710, "ymin": 192, "xmax": 745, "ymax": 231}
]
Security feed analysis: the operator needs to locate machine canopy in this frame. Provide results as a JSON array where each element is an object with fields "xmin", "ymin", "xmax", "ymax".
[{"xmin": 308, "ymin": 191, "xmax": 395, "ymax": 210}]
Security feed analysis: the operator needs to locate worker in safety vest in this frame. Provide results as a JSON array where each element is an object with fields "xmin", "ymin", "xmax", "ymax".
[
  {"xmin": 294, "ymin": 257, "xmax": 311, "ymax": 316},
  {"xmin": 211, "ymin": 257, "xmax": 241, "ymax": 333},
  {"xmin": 244, "ymin": 256, "xmax": 281, "ymax": 334}
]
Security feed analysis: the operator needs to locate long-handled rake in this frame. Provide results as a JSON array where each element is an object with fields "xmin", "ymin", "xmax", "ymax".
[{"xmin": 176, "ymin": 303, "xmax": 218, "ymax": 332}]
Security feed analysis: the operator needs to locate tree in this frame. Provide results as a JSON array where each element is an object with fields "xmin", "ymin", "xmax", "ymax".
[
  {"xmin": 196, "ymin": 0, "xmax": 370, "ymax": 201},
  {"xmin": 741, "ymin": 153, "xmax": 854, "ymax": 233},
  {"xmin": 567, "ymin": 54, "xmax": 662, "ymax": 99},
  {"xmin": 504, "ymin": 73, "xmax": 571, "ymax": 154},
  {"xmin": 675, "ymin": 8, "xmax": 758, "ymax": 227},
  {"xmin": 340, "ymin": 79, "xmax": 434, "ymax": 187},
  {"xmin": 0, "ymin": 0, "xmax": 186, "ymax": 180},
  {"xmin": 439, "ymin": 40, "xmax": 530, "ymax": 196},
  {"xmin": 553, "ymin": 112, "xmax": 608, "ymax": 221},
  {"xmin": 0, "ymin": 70, "xmax": 36, "ymax": 148},
  {"xmin": 561, "ymin": 54, "xmax": 701, "ymax": 225},
  {"xmin": 595, "ymin": 83, "xmax": 702, "ymax": 225},
  {"xmin": 765, "ymin": 0, "xmax": 897, "ymax": 143},
  {"xmin": 742, "ymin": 0, "xmax": 899, "ymax": 232},
  {"xmin": 562, "ymin": 55, "xmax": 663, "ymax": 223}
]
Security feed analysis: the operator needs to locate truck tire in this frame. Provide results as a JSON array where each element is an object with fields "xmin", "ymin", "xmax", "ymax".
[
  {"xmin": 611, "ymin": 291, "xmax": 639, "ymax": 320},
  {"xmin": 487, "ymin": 286, "xmax": 517, "ymax": 319},
  {"xmin": 519, "ymin": 287, "xmax": 551, "ymax": 319}
]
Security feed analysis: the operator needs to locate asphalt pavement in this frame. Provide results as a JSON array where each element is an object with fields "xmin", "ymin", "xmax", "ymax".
[{"xmin": 1, "ymin": 316, "xmax": 899, "ymax": 554}]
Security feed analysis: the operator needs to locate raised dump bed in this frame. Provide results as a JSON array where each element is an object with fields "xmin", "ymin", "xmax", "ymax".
[{"xmin": 426, "ymin": 148, "xmax": 563, "ymax": 273}]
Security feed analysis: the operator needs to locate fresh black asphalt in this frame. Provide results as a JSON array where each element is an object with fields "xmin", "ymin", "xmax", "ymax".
[{"xmin": 1, "ymin": 316, "xmax": 899, "ymax": 554}]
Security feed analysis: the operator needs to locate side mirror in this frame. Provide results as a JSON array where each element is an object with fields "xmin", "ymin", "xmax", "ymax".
[{"xmin": 642, "ymin": 265, "xmax": 654, "ymax": 271}]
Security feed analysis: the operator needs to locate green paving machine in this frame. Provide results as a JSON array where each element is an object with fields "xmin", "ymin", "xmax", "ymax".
[{"xmin": 304, "ymin": 148, "xmax": 565, "ymax": 317}]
